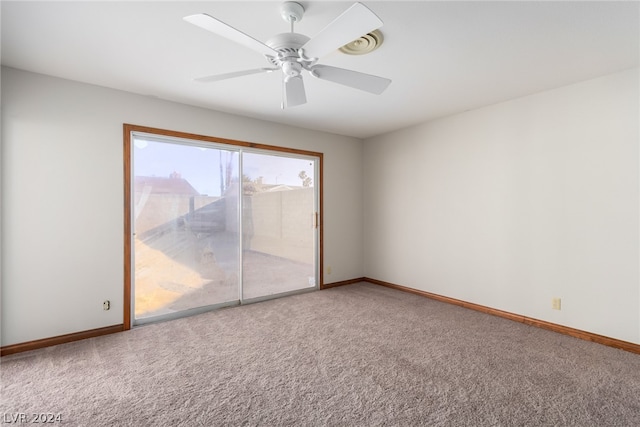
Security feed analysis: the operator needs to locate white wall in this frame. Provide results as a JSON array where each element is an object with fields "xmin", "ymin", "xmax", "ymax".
[
  {"xmin": 1, "ymin": 67, "xmax": 364, "ymax": 346},
  {"xmin": 364, "ymin": 68, "xmax": 640, "ymax": 344}
]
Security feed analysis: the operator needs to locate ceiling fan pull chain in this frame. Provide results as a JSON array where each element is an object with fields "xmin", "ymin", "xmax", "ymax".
[{"xmin": 281, "ymin": 76, "xmax": 285, "ymax": 110}]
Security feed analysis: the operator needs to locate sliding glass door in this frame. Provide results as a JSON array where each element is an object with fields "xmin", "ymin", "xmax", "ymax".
[
  {"xmin": 132, "ymin": 138, "xmax": 240, "ymax": 321},
  {"xmin": 128, "ymin": 129, "xmax": 320, "ymax": 325},
  {"xmin": 241, "ymin": 152, "xmax": 317, "ymax": 300}
]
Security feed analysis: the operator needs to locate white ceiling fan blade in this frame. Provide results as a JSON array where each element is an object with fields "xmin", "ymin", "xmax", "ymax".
[
  {"xmin": 284, "ymin": 76, "xmax": 307, "ymax": 107},
  {"xmin": 195, "ymin": 68, "xmax": 278, "ymax": 83},
  {"xmin": 301, "ymin": 3, "xmax": 383, "ymax": 60},
  {"xmin": 310, "ymin": 64, "xmax": 391, "ymax": 95},
  {"xmin": 184, "ymin": 13, "xmax": 278, "ymax": 57}
]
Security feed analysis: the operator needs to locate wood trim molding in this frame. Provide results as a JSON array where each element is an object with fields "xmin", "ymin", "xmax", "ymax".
[
  {"xmin": 123, "ymin": 125, "xmax": 133, "ymax": 330},
  {"xmin": 122, "ymin": 124, "xmax": 324, "ymax": 158},
  {"xmin": 4, "ymin": 278, "xmax": 637, "ymax": 357},
  {"xmin": 363, "ymin": 277, "xmax": 640, "ymax": 355},
  {"xmin": 123, "ymin": 123, "xmax": 324, "ymax": 328},
  {"xmin": 318, "ymin": 154, "xmax": 324, "ymax": 291},
  {"xmin": 1, "ymin": 325, "xmax": 124, "ymax": 357},
  {"xmin": 321, "ymin": 277, "xmax": 366, "ymax": 290}
]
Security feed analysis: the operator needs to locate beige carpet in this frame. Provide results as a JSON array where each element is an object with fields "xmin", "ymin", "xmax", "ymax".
[{"xmin": 2, "ymin": 283, "xmax": 640, "ymax": 426}]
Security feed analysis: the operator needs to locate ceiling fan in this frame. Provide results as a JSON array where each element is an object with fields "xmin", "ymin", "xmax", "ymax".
[{"xmin": 184, "ymin": 2, "xmax": 391, "ymax": 108}]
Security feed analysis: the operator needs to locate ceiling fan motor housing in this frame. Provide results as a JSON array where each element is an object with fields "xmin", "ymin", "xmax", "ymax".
[
  {"xmin": 265, "ymin": 32, "xmax": 315, "ymax": 78},
  {"xmin": 266, "ymin": 32, "xmax": 310, "ymax": 52}
]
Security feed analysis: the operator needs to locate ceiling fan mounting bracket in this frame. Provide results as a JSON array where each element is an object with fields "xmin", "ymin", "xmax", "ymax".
[{"xmin": 280, "ymin": 2, "xmax": 305, "ymax": 24}]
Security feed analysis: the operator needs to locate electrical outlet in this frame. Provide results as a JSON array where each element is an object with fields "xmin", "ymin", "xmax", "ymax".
[
  {"xmin": 552, "ymin": 298, "xmax": 561, "ymax": 310},
  {"xmin": 103, "ymin": 300, "xmax": 111, "ymax": 311},
  {"xmin": 327, "ymin": 266, "xmax": 332, "ymax": 275}
]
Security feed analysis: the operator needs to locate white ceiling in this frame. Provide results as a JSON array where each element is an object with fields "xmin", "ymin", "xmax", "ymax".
[{"xmin": 2, "ymin": 1, "xmax": 638, "ymax": 139}]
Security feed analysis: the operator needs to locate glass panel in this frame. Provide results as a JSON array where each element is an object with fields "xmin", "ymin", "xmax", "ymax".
[
  {"xmin": 133, "ymin": 137, "xmax": 239, "ymax": 320},
  {"xmin": 241, "ymin": 152, "xmax": 316, "ymax": 300}
]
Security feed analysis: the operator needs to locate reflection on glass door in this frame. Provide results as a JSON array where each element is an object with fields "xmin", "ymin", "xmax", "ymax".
[
  {"xmin": 241, "ymin": 152, "xmax": 317, "ymax": 300},
  {"xmin": 132, "ymin": 137, "xmax": 239, "ymax": 321}
]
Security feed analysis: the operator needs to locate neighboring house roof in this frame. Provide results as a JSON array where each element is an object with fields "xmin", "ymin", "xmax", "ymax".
[{"xmin": 135, "ymin": 175, "xmax": 199, "ymax": 195}]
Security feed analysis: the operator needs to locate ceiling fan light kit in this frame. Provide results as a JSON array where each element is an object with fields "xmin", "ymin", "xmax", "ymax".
[{"xmin": 184, "ymin": 1, "xmax": 391, "ymax": 108}]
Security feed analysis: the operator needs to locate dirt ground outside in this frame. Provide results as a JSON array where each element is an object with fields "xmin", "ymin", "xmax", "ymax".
[{"xmin": 134, "ymin": 232, "xmax": 314, "ymax": 319}]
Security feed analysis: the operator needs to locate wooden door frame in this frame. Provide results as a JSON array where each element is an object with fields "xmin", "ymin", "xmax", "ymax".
[{"xmin": 123, "ymin": 124, "xmax": 323, "ymax": 329}]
